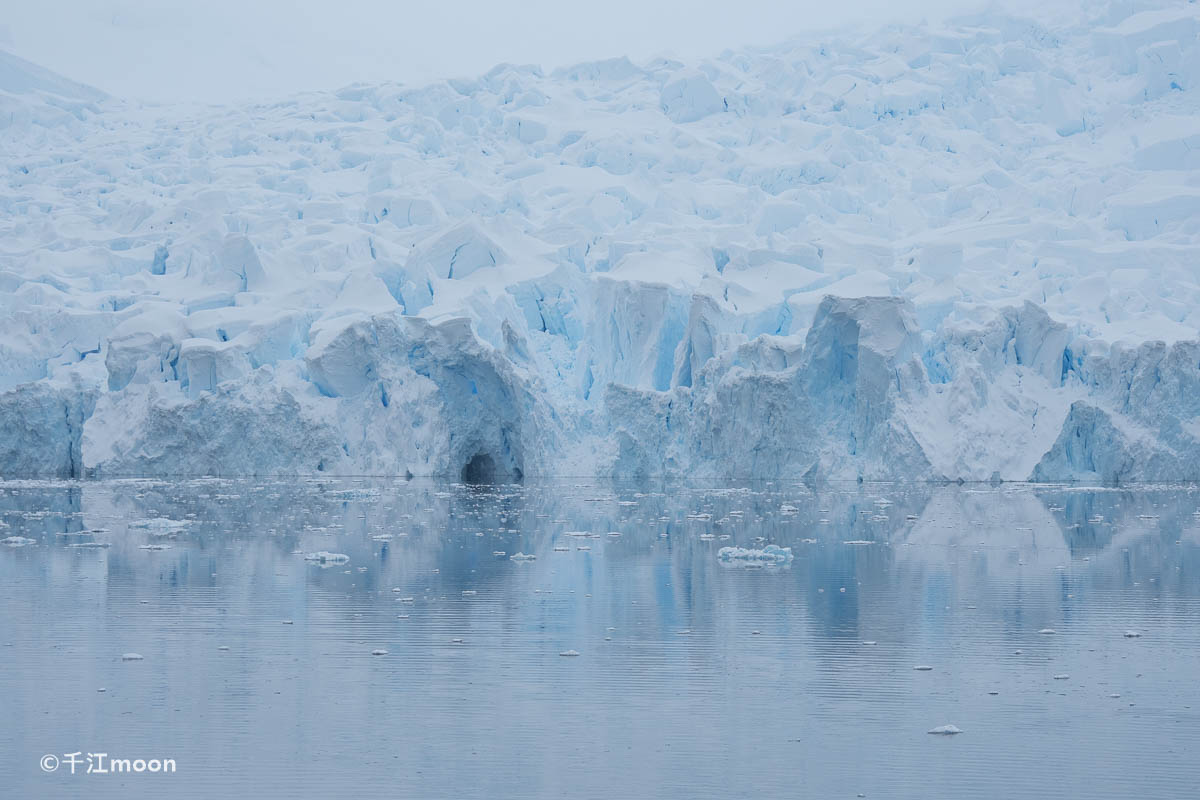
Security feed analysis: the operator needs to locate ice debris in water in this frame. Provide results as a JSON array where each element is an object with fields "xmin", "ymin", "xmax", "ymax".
[
  {"xmin": 305, "ymin": 551, "xmax": 350, "ymax": 565},
  {"xmin": 1, "ymin": 536, "xmax": 36, "ymax": 546},
  {"xmin": 927, "ymin": 725, "xmax": 962, "ymax": 735},
  {"xmin": 121, "ymin": 653, "xmax": 144, "ymax": 661},
  {"xmin": 1038, "ymin": 629, "xmax": 1056, "ymax": 635},
  {"xmin": 559, "ymin": 650, "xmax": 581, "ymax": 657},
  {"xmin": 717, "ymin": 545, "xmax": 793, "ymax": 564},
  {"xmin": 129, "ymin": 518, "xmax": 190, "ymax": 535},
  {"xmin": 913, "ymin": 665, "xmax": 933, "ymax": 671},
  {"xmin": 510, "ymin": 552, "xmax": 537, "ymax": 561},
  {"xmin": 1124, "ymin": 630, "xmax": 1142, "ymax": 638},
  {"xmin": 371, "ymin": 649, "xmax": 388, "ymax": 656}
]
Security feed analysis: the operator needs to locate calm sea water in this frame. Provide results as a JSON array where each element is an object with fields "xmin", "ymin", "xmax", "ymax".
[{"xmin": 2, "ymin": 479, "xmax": 1198, "ymax": 799}]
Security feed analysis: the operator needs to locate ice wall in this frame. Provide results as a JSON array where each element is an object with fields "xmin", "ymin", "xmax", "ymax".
[{"xmin": 3, "ymin": 1, "xmax": 1200, "ymax": 481}]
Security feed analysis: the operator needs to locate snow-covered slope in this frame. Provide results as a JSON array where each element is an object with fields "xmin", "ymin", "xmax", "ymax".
[{"xmin": 3, "ymin": 1, "xmax": 1200, "ymax": 481}]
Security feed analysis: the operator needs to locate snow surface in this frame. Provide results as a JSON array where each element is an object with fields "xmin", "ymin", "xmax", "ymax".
[{"xmin": 3, "ymin": 1, "xmax": 1200, "ymax": 481}]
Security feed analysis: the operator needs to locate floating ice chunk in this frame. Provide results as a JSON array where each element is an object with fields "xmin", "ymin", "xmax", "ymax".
[
  {"xmin": 371, "ymin": 649, "xmax": 388, "ymax": 656},
  {"xmin": 130, "ymin": 518, "xmax": 190, "ymax": 535},
  {"xmin": 554, "ymin": 545, "xmax": 569, "ymax": 551},
  {"xmin": 1054, "ymin": 674, "xmax": 1070, "ymax": 680},
  {"xmin": 559, "ymin": 649, "xmax": 581, "ymax": 657},
  {"xmin": 1123, "ymin": 630, "xmax": 1142, "ymax": 638},
  {"xmin": 718, "ymin": 545, "xmax": 793, "ymax": 564},
  {"xmin": 121, "ymin": 653, "xmax": 144, "ymax": 661},
  {"xmin": 492, "ymin": 551, "xmax": 506, "ymax": 557},
  {"xmin": 913, "ymin": 665, "xmax": 933, "ymax": 671},
  {"xmin": 843, "ymin": 540, "xmax": 874, "ymax": 546},
  {"xmin": 1038, "ymin": 628, "xmax": 1056, "ymax": 635},
  {"xmin": 927, "ymin": 725, "xmax": 962, "ymax": 735},
  {"xmin": 1, "ymin": 536, "xmax": 35, "ymax": 546},
  {"xmin": 139, "ymin": 544, "xmax": 171, "ymax": 551},
  {"xmin": 218, "ymin": 646, "xmax": 230, "ymax": 651},
  {"xmin": 510, "ymin": 552, "xmax": 537, "ymax": 561},
  {"xmin": 305, "ymin": 551, "xmax": 350, "ymax": 565}
]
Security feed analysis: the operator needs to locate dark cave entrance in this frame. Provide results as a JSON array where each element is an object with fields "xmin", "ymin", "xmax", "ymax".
[{"xmin": 461, "ymin": 452, "xmax": 497, "ymax": 484}]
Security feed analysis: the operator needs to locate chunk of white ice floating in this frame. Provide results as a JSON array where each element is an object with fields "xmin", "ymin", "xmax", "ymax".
[
  {"xmin": 121, "ymin": 653, "xmax": 144, "ymax": 661},
  {"xmin": 510, "ymin": 552, "xmax": 536, "ymax": 561},
  {"xmin": 559, "ymin": 650, "xmax": 581, "ymax": 657},
  {"xmin": 1054, "ymin": 674, "xmax": 1070, "ymax": 680},
  {"xmin": 1124, "ymin": 630, "xmax": 1142, "ymax": 638},
  {"xmin": 139, "ymin": 544, "xmax": 171, "ymax": 550},
  {"xmin": 717, "ymin": 545, "xmax": 793, "ymax": 564},
  {"xmin": 927, "ymin": 725, "xmax": 962, "ymax": 735},
  {"xmin": 129, "ymin": 518, "xmax": 190, "ymax": 535},
  {"xmin": 1, "ymin": 536, "xmax": 35, "ymax": 546},
  {"xmin": 304, "ymin": 551, "xmax": 350, "ymax": 564},
  {"xmin": 913, "ymin": 665, "xmax": 934, "ymax": 671},
  {"xmin": 1038, "ymin": 629, "xmax": 1056, "ymax": 635},
  {"xmin": 371, "ymin": 649, "xmax": 388, "ymax": 656}
]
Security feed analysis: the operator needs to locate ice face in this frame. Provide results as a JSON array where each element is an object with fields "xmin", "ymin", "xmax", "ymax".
[{"xmin": 4, "ymin": 1, "xmax": 1200, "ymax": 481}]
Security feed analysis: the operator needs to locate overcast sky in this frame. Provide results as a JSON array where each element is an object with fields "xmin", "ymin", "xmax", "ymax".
[{"xmin": 3, "ymin": 0, "xmax": 1034, "ymax": 103}]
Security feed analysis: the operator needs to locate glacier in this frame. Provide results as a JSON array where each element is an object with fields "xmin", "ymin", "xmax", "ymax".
[{"xmin": 3, "ymin": 1, "xmax": 1200, "ymax": 482}]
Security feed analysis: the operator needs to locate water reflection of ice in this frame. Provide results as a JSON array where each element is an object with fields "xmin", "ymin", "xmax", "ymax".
[{"xmin": 1, "ymin": 479, "xmax": 1199, "ymax": 799}]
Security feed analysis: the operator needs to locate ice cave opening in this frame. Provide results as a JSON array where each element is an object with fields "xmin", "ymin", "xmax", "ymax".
[{"xmin": 461, "ymin": 452, "xmax": 498, "ymax": 484}]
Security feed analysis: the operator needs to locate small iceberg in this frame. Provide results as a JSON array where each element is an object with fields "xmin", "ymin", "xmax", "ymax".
[
  {"xmin": 510, "ymin": 552, "xmax": 537, "ymax": 561},
  {"xmin": 121, "ymin": 653, "xmax": 144, "ymax": 661},
  {"xmin": 1, "ymin": 536, "xmax": 35, "ymax": 546},
  {"xmin": 927, "ymin": 725, "xmax": 962, "ymax": 735},
  {"xmin": 559, "ymin": 650, "xmax": 581, "ymax": 657},
  {"xmin": 717, "ymin": 545, "xmax": 793, "ymax": 565},
  {"xmin": 371, "ymin": 649, "xmax": 388, "ymax": 656}
]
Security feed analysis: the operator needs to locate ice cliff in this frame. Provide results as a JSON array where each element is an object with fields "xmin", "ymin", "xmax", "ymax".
[{"xmin": 3, "ymin": 2, "xmax": 1200, "ymax": 482}]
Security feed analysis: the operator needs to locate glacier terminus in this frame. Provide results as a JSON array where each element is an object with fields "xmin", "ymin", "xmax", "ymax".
[{"xmin": 3, "ymin": 1, "xmax": 1200, "ymax": 483}]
